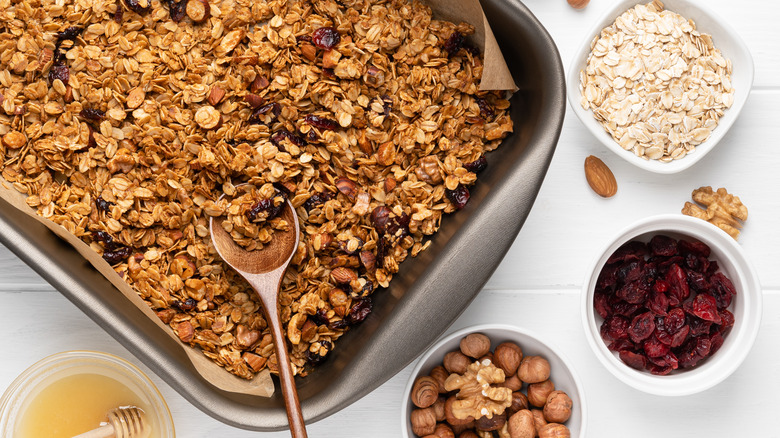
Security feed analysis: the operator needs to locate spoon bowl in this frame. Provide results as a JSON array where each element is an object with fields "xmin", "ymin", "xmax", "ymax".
[{"xmin": 209, "ymin": 193, "xmax": 307, "ymax": 438}]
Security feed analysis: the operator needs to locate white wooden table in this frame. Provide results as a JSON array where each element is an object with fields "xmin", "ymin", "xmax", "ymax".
[{"xmin": 2, "ymin": 1, "xmax": 779, "ymax": 436}]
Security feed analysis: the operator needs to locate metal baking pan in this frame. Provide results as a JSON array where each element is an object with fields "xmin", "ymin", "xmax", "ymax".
[{"xmin": 0, "ymin": 0, "xmax": 565, "ymax": 430}]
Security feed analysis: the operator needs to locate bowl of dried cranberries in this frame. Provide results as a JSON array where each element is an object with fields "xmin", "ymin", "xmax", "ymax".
[{"xmin": 582, "ymin": 214, "xmax": 761, "ymax": 396}]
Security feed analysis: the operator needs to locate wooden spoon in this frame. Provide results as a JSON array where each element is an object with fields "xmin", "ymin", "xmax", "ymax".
[
  {"xmin": 209, "ymin": 196, "xmax": 307, "ymax": 438},
  {"xmin": 71, "ymin": 406, "xmax": 149, "ymax": 438}
]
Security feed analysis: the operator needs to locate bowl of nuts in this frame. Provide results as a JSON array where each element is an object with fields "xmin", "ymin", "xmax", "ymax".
[
  {"xmin": 582, "ymin": 214, "xmax": 761, "ymax": 396},
  {"xmin": 567, "ymin": 0, "xmax": 754, "ymax": 173},
  {"xmin": 402, "ymin": 324, "xmax": 586, "ymax": 438}
]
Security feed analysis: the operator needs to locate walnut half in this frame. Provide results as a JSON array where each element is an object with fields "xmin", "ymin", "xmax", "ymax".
[
  {"xmin": 682, "ymin": 186, "xmax": 748, "ymax": 239},
  {"xmin": 444, "ymin": 359, "xmax": 513, "ymax": 421}
]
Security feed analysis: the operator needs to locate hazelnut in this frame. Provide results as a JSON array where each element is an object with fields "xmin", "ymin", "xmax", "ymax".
[
  {"xmin": 500, "ymin": 374, "xmax": 523, "ymax": 392},
  {"xmin": 335, "ymin": 176, "xmax": 358, "ymax": 201},
  {"xmin": 457, "ymin": 430, "xmax": 479, "ymax": 438},
  {"xmin": 527, "ymin": 380, "xmax": 555, "ymax": 408},
  {"xmin": 567, "ymin": 0, "xmax": 589, "ymax": 9},
  {"xmin": 518, "ymin": 356, "xmax": 550, "ymax": 383},
  {"xmin": 410, "ymin": 407, "xmax": 437, "ymax": 436},
  {"xmin": 444, "ymin": 395, "xmax": 474, "ymax": 426},
  {"xmin": 494, "ymin": 342, "xmax": 523, "ymax": 376},
  {"xmin": 411, "ymin": 376, "xmax": 439, "ymax": 408},
  {"xmin": 531, "ymin": 409, "xmax": 547, "ymax": 432},
  {"xmin": 475, "ymin": 412, "xmax": 506, "ymax": 432},
  {"xmin": 543, "ymin": 391, "xmax": 572, "ymax": 424},
  {"xmin": 507, "ymin": 391, "xmax": 529, "ymax": 417},
  {"xmin": 508, "ymin": 410, "xmax": 535, "ymax": 438},
  {"xmin": 460, "ymin": 333, "xmax": 491, "ymax": 358},
  {"xmin": 443, "ymin": 351, "xmax": 471, "ymax": 374},
  {"xmin": 431, "ymin": 396, "xmax": 447, "ymax": 422},
  {"xmin": 429, "ymin": 365, "xmax": 449, "ymax": 393},
  {"xmin": 451, "ymin": 423, "xmax": 476, "ymax": 435},
  {"xmin": 538, "ymin": 423, "xmax": 571, "ymax": 438},
  {"xmin": 479, "ymin": 352, "xmax": 494, "ymax": 364},
  {"xmin": 432, "ymin": 423, "xmax": 455, "ymax": 438}
]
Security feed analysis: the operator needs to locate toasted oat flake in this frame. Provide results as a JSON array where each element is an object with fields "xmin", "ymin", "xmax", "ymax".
[{"xmin": 0, "ymin": 0, "xmax": 512, "ymax": 379}]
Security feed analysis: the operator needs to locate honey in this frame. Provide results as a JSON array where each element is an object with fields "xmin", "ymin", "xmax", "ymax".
[
  {"xmin": 0, "ymin": 351, "xmax": 173, "ymax": 438},
  {"xmin": 16, "ymin": 372, "xmax": 158, "ymax": 438}
]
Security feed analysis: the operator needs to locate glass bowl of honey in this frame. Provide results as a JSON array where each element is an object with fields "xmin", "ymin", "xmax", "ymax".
[{"xmin": 0, "ymin": 350, "xmax": 174, "ymax": 438}]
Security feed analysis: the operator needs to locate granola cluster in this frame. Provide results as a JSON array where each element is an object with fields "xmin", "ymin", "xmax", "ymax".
[
  {"xmin": 215, "ymin": 183, "xmax": 289, "ymax": 251},
  {"xmin": 0, "ymin": 0, "xmax": 512, "ymax": 379}
]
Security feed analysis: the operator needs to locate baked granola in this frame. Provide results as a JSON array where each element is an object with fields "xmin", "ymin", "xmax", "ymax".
[{"xmin": 0, "ymin": 0, "xmax": 513, "ymax": 379}]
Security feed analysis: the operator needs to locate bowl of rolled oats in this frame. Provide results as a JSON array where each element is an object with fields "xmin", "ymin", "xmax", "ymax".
[
  {"xmin": 0, "ymin": 0, "xmax": 565, "ymax": 429},
  {"xmin": 568, "ymin": 0, "xmax": 754, "ymax": 174}
]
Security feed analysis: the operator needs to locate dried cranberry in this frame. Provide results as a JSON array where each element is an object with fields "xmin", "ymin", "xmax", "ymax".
[
  {"xmin": 305, "ymin": 114, "xmax": 338, "ymax": 131},
  {"xmin": 617, "ymin": 280, "xmax": 649, "ymax": 305},
  {"xmin": 123, "ymin": 0, "xmax": 152, "ymax": 15},
  {"xmin": 607, "ymin": 241, "xmax": 647, "ymax": 264},
  {"xmin": 55, "ymin": 26, "xmax": 83, "ymax": 45},
  {"xmin": 48, "ymin": 65, "xmax": 69, "ymax": 85},
  {"xmin": 650, "ymin": 365, "xmax": 673, "ymax": 375},
  {"xmin": 663, "ymin": 308, "xmax": 687, "ymax": 334},
  {"xmin": 594, "ymin": 291, "xmax": 611, "ymax": 319},
  {"xmin": 346, "ymin": 297, "xmax": 372, "ymax": 324},
  {"xmin": 691, "ymin": 294, "xmax": 722, "ymax": 324},
  {"xmin": 95, "ymin": 196, "xmax": 113, "ymax": 213},
  {"xmin": 464, "ymin": 156, "xmax": 487, "ymax": 173},
  {"xmin": 385, "ymin": 213, "xmax": 410, "ymax": 239},
  {"xmin": 443, "ymin": 31, "xmax": 466, "ymax": 56},
  {"xmin": 305, "ymin": 340, "xmax": 332, "ymax": 365},
  {"xmin": 102, "ymin": 246, "xmax": 131, "ymax": 265},
  {"xmin": 248, "ymin": 102, "xmax": 281, "ymax": 124},
  {"xmin": 678, "ymin": 239, "xmax": 711, "ymax": 258},
  {"xmin": 166, "ymin": 0, "xmax": 187, "ymax": 22},
  {"xmin": 247, "ymin": 197, "xmax": 284, "ymax": 222},
  {"xmin": 296, "ymin": 34, "xmax": 312, "ymax": 43},
  {"xmin": 709, "ymin": 272, "xmax": 736, "ymax": 309},
  {"xmin": 173, "ymin": 297, "xmax": 197, "ymax": 312},
  {"xmin": 643, "ymin": 336, "xmax": 669, "ymax": 358},
  {"xmin": 609, "ymin": 297, "xmax": 642, "ymax": 318},
  {"xmin": 666, "ymin": 264, "xmax": 690, "ymax": 302},
  {"xmin": 669, "ymin": 325, "xmax": 690, "ymax": 348},
  {"xmin": 92, "ymin": 231, "xmax": 116, "ymax": 249},
  {"xmin": 719, "ymin": 309, "xmax": 735, "ymax": 330},
  {"xmin": 381, "ymin": 95, "xmax": 392, "ymax": 116},
  {"xmin": 114, "ymin": 0, "xmax": 124, "ymax": 22},
  {"xmin": 600, "ymin": 315, "xmax": 629, "ymax": 342},
  {"xmin": 687, "ymin": 270, "xmax": 710, "ymax": 292},
  {"xmin": 618, "ymin": 260, "xmax": 646, "ymax": 285},
  {"xmin": 709, "ymin": 332, "xmax": 725, "ymax": 356},
  {"xmin": 474, "ymin": 97, "xmax": 495, "ymax": 120},
  {"xmin": 596, "ymin": 264, "xmax": 619, "ymax": 291},
  {"xmin": 619, "ymin": 350, "xmax": 647, "ymax": 370},
  {"xmin": 445, "ymin": 185, "xmax": 470, "ymax": 210},
  {"xmin": 80, "ymin": 108, "xmax": 106, "ymax": 121},
  {"xmin": 628, "ymin": 312, "xmax": 655, "ymax": 343},
  {"xmin": 304, "ymin": 191, "xmax": 333, "ymax": 211},
  {"xmin": 270, "ymin": 129, "xmax": 306, "ymax": 149},
  {"xmin": 687, "ymin": 316, "xmax": 712, "ymax": 337},
  {"xmin": 649, "ymin": 235, "xmax": 677, "ymax": 257},
  {"xmin": 311, "ymin": 27, "xmax": 341, "ymax": 50},
  {"xmin": 328, "ymin": 319, "xmax": 349, "ymax": 330},
  {"xmin": 608, "ymin": 338, "xmax": 634, "ymax": 352},
  {"xmin": 311, "ymin": 308, "xmax": 329, "ymax": 326},
  {"xmin": 646, "ymin": 291, "xmax": 669, "ymax": 316}
]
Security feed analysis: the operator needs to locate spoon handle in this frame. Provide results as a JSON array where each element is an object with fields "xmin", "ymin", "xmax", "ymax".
[
  {"xmin": 70, "ymin": 424, "xmax": 115, "ymax": 438},
  {"xmin": 249, "ymin": 275, "xmax": 308, "ymax": 438}
]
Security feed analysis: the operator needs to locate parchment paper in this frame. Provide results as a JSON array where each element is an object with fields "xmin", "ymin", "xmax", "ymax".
[{"xmin": 0, "ymin": 0, "xmax": 515, "ymax": 399}]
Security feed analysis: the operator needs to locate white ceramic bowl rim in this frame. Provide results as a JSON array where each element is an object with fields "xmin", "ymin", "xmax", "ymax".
[
  {"xmin": 581, "ymin": 215, "xmax": 762, "ymax": 396},
  {"xmin": 400, "ymin": 323, "xmax": 588, "ymax": 437},
  {"xmin": 566, "ymin": 0, "xmax": 755, "ymax": 174}
]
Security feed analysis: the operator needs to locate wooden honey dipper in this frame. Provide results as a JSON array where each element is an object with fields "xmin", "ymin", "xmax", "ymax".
[{"xmin": 70, "ymin": 406, "xmax": 150, "ymax": 438}]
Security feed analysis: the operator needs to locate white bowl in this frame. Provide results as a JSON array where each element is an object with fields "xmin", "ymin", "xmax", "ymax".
[
  {"xmin": 401, "ymin": 324, "xmax": 586, "ymax": 437},
  {"xmin": 567, "ymin": 0, "xmax": 754, "ymax": 174},
  {"xmin": 581, "ymin": 215, "xmax": 761, "ymax": 396}
]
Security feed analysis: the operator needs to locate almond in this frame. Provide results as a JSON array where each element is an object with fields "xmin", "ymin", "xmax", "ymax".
[
  {"xmin": 584, "ymin": 155, "xmax": 617, "ymax": 198},
  {"xmin": 330, "ymin": 267, "xmax": 357, "ymax": 284},
  {"xmin": 207, "ymin": 85, "xmax": 226, "ymax": 106}
]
